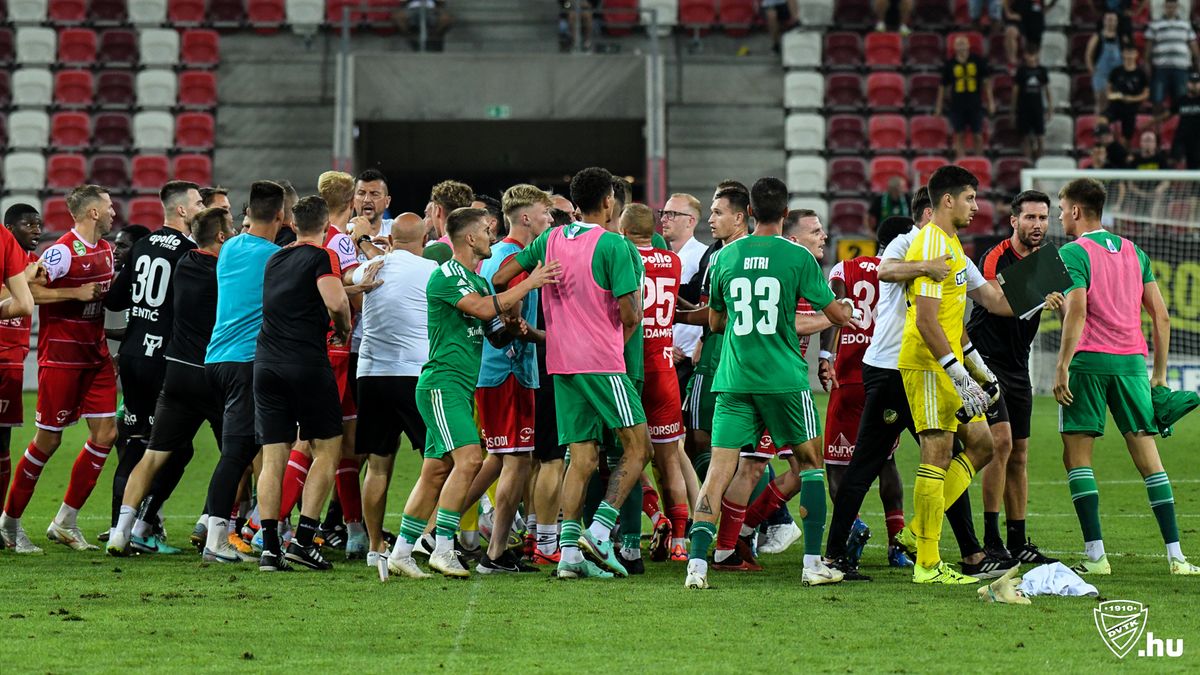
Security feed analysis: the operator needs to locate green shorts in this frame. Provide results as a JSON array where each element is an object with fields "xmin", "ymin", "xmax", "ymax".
[
  {"xmin": 1059, "ymin": 353, "xmax": 1155, "ymax": 437},
  {"xmin": 554, "ymin": 372, "xmax": 646, "ymax": 445},
  {"xmin": 684, "ymin": 370, "xmax": 716, "ymax": 433},
  {"xmin": 711, "ymin": 390, "xmax": 821, "ymax": 450},
  {"xmin": 416, "ymin": 386, "xmax": 481, "ymax": 459}
]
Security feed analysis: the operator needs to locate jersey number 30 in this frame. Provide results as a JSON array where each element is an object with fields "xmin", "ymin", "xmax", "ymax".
[
  {"xmin": 729, "ymin": 277, "xmax": 780, "ymax": 336},
  {"xmin": 130, "ymin": 255, "xmax": 170, "ymax": 308}
]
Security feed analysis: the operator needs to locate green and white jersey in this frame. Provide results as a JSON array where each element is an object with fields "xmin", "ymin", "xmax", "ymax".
[
  {"xmin": 417, "ymin": 258, "xmax": 491, "ymax": 394},
  {"xmin": 708, "ymin": 236, "xmax": 835, "ymax": 394}
]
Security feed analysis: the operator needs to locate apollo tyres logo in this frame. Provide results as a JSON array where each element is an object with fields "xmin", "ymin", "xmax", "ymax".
[{"xmin": 1094, "ymin": 600, "xmax": 1184, "ymax": 659}]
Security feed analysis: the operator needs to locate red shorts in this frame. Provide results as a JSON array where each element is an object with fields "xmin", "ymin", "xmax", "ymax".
[
  {"xmin": 742, "ymin": 430, "xmax": 794, "ymax": 459},
  {"xmin": 330, "ymin": 349, "xmax": 357, "ymax": 421},
  {"xmin": 0, "ymin": 367, "xmax": 25, "ymax": 427},
  {"xmin": 35, "ymin": 363, "xmax": 117, "ymax": 432},
  {"xmin": 642, "ymin": 368, "xmax": 684, "ymax": 444},
  {"xmin": 475, "ymin": 374, "xmax": 535, "ymax": 454}
]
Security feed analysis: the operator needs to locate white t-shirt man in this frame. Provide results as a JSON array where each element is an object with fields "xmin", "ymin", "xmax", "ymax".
[
  {"xmin": 352, "ymin": 249, "xmax": 438, "ymax": 377},
  {"xmin": 672, "ymin": 236, "xmax": 708, "ymax": 358}
]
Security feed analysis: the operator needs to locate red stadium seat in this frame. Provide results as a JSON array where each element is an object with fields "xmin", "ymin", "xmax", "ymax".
[
  {"xmin": 966, "ymin": 197, "xmax": 995, "ymax": 233},
  {"xmin": 869, "ymin": 156, "xmax": 909, "ymax": 192},
  {"xmin": 132, "ymin": 154, "xmax": 170, "ymax": 191},
  {"xmin": 828, "ymin": 158, "xmax": 868, "ymax": 193},
  {"xmin": 602, "ymin": 0, "xmax": 639, "ymax": 36},
  {"xmin": 168, "ymin": 0, "xmax": 208, "ymax": 24},
  {"xmin": 178, "ymin": 71, "xmax": 217, "ymax": 107},
  {"xmin": 58, "ymin": 28, "xmax": 97, "ymax": 65},
  {"xmin": 825, "ymin": 73, "xmax": 864, "ymax": 108},
  {"xmin": 913, "ymin": 0, "xmax": 950, "ymax": 27},
  {"xmin": 910, "ymin": 115, "xmax": 949, "ymax": 151},
  {"xmin": 866, "ymin": 72, "xmax": 905, "ymax": 108},
  {"xmin": 89, "ymin": 154, "xmax": 131, "ymax": 189},
  {"xmin": 1068, "ymin": 33, "xmax": 1090, "ymax": 71},
  {"xmin": 833, "ymin": 0, "xmax": 872, "ymax": 27},
  {"xmin": 98, "ymin": 29, "xmax": 138, "ymax": 64},
  {"xmin": 0, "ymin": 72, "xmax": 10, "ymax": 108},
  {"xmin": 46, "ymin": 154, "xmax": 87, "ymax": 189},
  {"xmin": 826, "ymin": 115, "xmax": 867, "ymax": 152},
  {"xmin": 93, "ymin": 112, "xmax": 133, "ymax": 147},
  {"xmin": 217, "ymin": 0, "xmax": 254, "ymax": 23},
  {"xmin": 987, "ymin": 32, "xmax": 1007, "ymax": 62},
  {"xmin": 1071, "ymin": 73, "xmax": 1094, "ymax": 110},
  {"xmin": 95, "ymin": 70, "xmax": 135, "ymax": 107},
  {"xmin": 865, "ymin": 32, "xmax": 902, "ymax": 67},
  {"xmin": 0, "ymin": 29, "xmax": 13, "ymax": 65},
  {"xmin": 44, "ymin": 198, "xmax": 74, "ymax": 231},
  {"xmin": 994, "ymin": 157, "xmax": 1031, "ymax": 194},
  {"xmin": 175, "ymin": 112, "xmax": 215, "ymax": 149},
  {"xmin": 907, "ymin": 32, "xmax": 943, "ymax": 66},
  {"xmin": 991, "ymin": 72, "xmax": 1013, "ymax": 113},
  {"xmin": 679, "ymin": 0, "xmax": 717, "ymax": 30},
  {"xmin": 50, "ymin": 112, "xmax": 91, "ymax": 148},
  {"xmin": 944, "ymin": 31, "xmax": 984, "ymax": 57},
  {"xmin": 954, "ymin": 0, "xmax": 970, "ymax": 23},
  {"xmin": 1075, "ymin": 114, "xmax": 1099, "ymax": 148},
  {"xmin": 1071, "ymin": 0, "xmax": 1098, "ymax": 27},
  {"xmin": 128, "ymin": 197, "xmax": 165, "ymax": 227},
  {"xmin": 91, "ymin": 0, "xmax": 130, "ymax": 23},
  {"xmin": 868, "ymin": 114, "xmax": 908, "ymax": 151},
  {"xmin": 959, "ymin": 156, "xmax": 992, "ymax": 190},
  {"xmin": 823, "ymin": 32, "xmax": 863, "ymax": 68},
  {"xmin": 830, "ymin": 199, "xmax": 870, "ymax": 233},
  {"xmin": 908, "ymin": 73, "xmax": 941, "ymax": 110},
  {"xmin": 172, "ymin": 153, "xmax": 212, "ymax": 184},
  {"xmin": 912, "ymin": 156, "xmax": 948, "ymax": 185},
  {"xmin": 54, "ymin": 70, "xmax": 93, "ymax": 107},
  {"xmin": 48, "ymin": 0, "xmax": 89, "ymax": 23},
  {"xmin": 181, "ymin": 30, "xmax": 220, "ymax": 66},
  {"xmin": 989, "ymin": 115, "xmax": 1021, "ymax": 150},
  {"xmin": 1161, "ymin": 115, "xmax": 1180, "ymax": 148},
  {"xmin": 719, "ymin": 0, "xmax": 757, "ymax": 35},
  {"xmin": 327, "ymin": 0, "xmax": 367, "ymax": 24}
]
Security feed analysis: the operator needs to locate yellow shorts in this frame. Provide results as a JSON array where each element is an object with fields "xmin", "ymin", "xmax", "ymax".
[{"xmin": 900, "ymin": 368, "xmax": 984, "ymax": 434}]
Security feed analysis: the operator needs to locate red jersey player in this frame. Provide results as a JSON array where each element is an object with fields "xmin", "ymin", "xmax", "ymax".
[{"xmin": 0, "ymin": 186, "xmax": 117, "ymax": 553}]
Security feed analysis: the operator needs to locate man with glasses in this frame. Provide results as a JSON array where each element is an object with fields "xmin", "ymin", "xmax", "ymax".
[{"xmin": 659, "ymin": 195, "xmax": 707, "ymax": 395}]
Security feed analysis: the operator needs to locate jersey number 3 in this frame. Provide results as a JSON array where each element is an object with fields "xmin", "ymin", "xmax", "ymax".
[
  {"xmin": 130, "ymin": 256, "xmax": 170, "ymax": 308},
  {"xmin": 729, "ymin": 277, "xmax": 780, "ymax": 336}
]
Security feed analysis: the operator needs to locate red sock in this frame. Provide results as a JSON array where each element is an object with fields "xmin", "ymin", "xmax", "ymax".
[
  {"xmin": 668, "ymin": 503, "xmax": 689, "ymax": 539},
  {"xmin": 4, "ymin": 443, "xmax": 47, "ymax": 518},
  {"xmin": 0, "ymin": 449, "xmax": 10, "ymax": 511},
  {"xmin": 278, "ymin": 449, "xmax": 311, "ymax": 519},
  {"xmin": 335, "ymin": 458, "xmax": 362, "ymax": 524},
  {"xmin": 641, "ymin": 482, "xmax": 661, "ymax": 522},
  {"xmin": 743, "ymin": 481, "xmax": 787, "ymax": 530},
  {"xmin": 885, "ymin": 509, "xmax": 906, "ymax": 543},
  {"xmin": 62, "ymin": 442, "xmax": 110, "ymax": 510},
  {"xmin": 715, "ymin": 498, "xmax": 747, "ymax": 551},
  {"xmin": 229, "ymin": 502, "xmax": 240, "ymax": 520}
]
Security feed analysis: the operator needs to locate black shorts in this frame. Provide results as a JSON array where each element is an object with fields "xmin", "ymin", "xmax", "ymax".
[
  {"xmin": 206, "ymin": 361, "xmax": 256, "ymax": 440},
  {"xmin": 948, "ymin": 105, "xmax": 984, "ymax": 134},
  {"xmin": 118, "ymin": 354, "xmax": 166, "ymax": 438},
  {"xmin": 355, "ymin": 375, "xmax": 425, "ymax": 456},
  {"xmin": 253, "ymin": 361, "xmax": 342, "ymax": 445},
  {"xmin": 984, "ymin": 364, "xmax": 1034, "ymax": 440},
  {"xmin": 1016, "ymin": 103, "xmax": 1045, "ymax": 136},
  {"xmin": 858, "ymin": 364, "xmax": 917, "ymax": 452},
  {"xmin": 534, "ymin": 369, "xmax": 566, "ymax": 462},
  {"xmin": 148, "ymin": 360, "xmax": 223, "ymax": 453},
  {"xmin": 1019, "ymin": 13, "xmax": 1044, "ymax": 46},
  {"xmin": 762, "ymin": 0, "xmax": 792, "ymax": 23}
]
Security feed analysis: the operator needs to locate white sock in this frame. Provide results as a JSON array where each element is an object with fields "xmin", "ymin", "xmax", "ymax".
[
  {"xmin": 587, "ymin": 520, "xmax": 611, "ymax": 542},
  {"xmin": 195, "ymin": 513, "xmax": 208, "ymax": 527},
  {"xmin": 561, "ymin": 545, "xmax": 583, "ymax": 564},
  {"xmin": 740, "ymin": 524, "xmax": 754, "ymax": 537},
  {"xmin": 1166, "ymin": 541, "xmax": 1184, "ymax": 560},
  {"xmin": 623, "ymin": 546, "xmax": 642, "ymax": 560},
  {"xmin": 804, "ymin": 554, "xmax": 822, "ymax": 570},
  {"xmin": 536, "ymin": 524, "xmax": 558, "ymax": 554},
  {"xmin": 459, "ymin": 530, "xmax": 479, "ymax": 550},
  {"xmin": 115, "ymin": 506, "xmax": 137, "ymax": 538},
  {"xmin": 713, "ymin": 548, "xmax": 733, "ymax": 563},
  {"xmin": 527, "ymin": 513, "xmax": 537, "ymax": 532},
  {"xmin": 131, "ymin": 519, "xmax": 152, "ymax": 539},
  {"xmin": 206, "ymin": 517, "xmax": 228, "ymax": 552},
  {"xmin": 0, "ymin": 513, "xmax": 16, "ymax": 532},
  {"xmin": 671, "ymin": 537, "xmax": 685, "ymax": 548},
  {"xmin": 347, "ymin": 521, "xmax": 366, "ymax": 536},
  {"xmin": 434, "ymin": 534, "xmax": 454, "ymax": 552},
  {"xmin": 1084, "ymin": 539, "xmax": 1105, "ymax": 562},
  {"xmin": 55, "ymin": 504, "xmax": 79, "ymax": 528},
  {"xmin": 687, "ymin": 558, "xmax": 708, "ymax": 576},
  {"xmin": 390, "ymin": 538, "xmax": 415, "ymax": 561}
]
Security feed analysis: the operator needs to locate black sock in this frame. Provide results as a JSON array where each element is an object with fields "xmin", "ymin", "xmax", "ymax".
[
  {"xmin": 1006, "ymin": 519, "xmax": 1026, "ymax": 553},
  {"xmin": 235, "ymin": 516, "xmax": 247, "ymax": 534},
  {"xmin": 983, "ymin": 511, "xmax": 1002, "ymax": 549},
  {"xmin": 322, "ymin": 499, "xmax": 343, "ymax": 530},
  {"xmin": 297, "ymin": 516, "xmax": 320, "ymax": 548},
  {"xmin": 261, "ymin": 519, "xmax": 280, "ymax": 555}
]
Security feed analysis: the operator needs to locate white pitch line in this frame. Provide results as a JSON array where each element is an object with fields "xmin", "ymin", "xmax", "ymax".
[{"xmin": 448, "ymin": 578, "xmax": 482, "ymax": 666}]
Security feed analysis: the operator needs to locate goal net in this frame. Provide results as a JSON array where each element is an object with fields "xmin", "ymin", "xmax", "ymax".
[{"xmin": 1020, "ymin": 169, "xmax": 1200, "ymax": 395}]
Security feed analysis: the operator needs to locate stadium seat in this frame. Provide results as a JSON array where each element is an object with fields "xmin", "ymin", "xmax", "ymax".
[
  {"xmin": 128, "ymin": 197, "xmax": 165, "ymax": 227},
  {"xmin": 140, "ymin": 29, "xmax": 180, "ymax": 67},
  {"xmin": 91, "ymin": 0, "xmax": 130, "ymax": 23},
  {"xmin": 907, "ymin": 32, "xmax": 943, "ymax": 67},
  {"xmin": 944, "ymin": 31, "xmax": 984, "ymax": 57},
  {"xmin": 1071, "ymin": 0, "xmax": 1098, "ymax": 27},
  {"xmin": 1161, "ymin": 115, "xmax": 1179, "ymax": 148},
  {"xmin": 16, "ymin": 27, "xmax": 57, "ymax": 64},
  {"xmin": 3, "ymin": 153, "xmax": 46, "ymax": 191},
  {"xmin": 992, "ymin": 73, "xmax": 1013, "ymax": 113},
  {"xmin": 0, "ymin": 116, "xmax": 7, "ymax": 147},
  {"xmin": 48, "ymin": 0, "xmax": 88, "ymax": 23},
  {"xmin": 868, "ymin": 114, "xmax": 907, "ymax": 151},
  {"xmin": 786, "ymin": 157, "xmax": 827, "ymax": 194},
  {"xmin": 994, "ymin": 157, "xmax": 1030, "ymax": 194},
  {"xmin": 0, "ymin": 30, "xmax": 13, "ymax": 65},
  {"xmin": 826, "ymin": 115, "xmax": 867, "ymax": 152},
  {"xmin": 828, "ymin": 157, "xmax": 867, "ymax": 193},
  {"xmin": 94, "ymin": 112, "xmax": 133, "ymax": 147},
  {"xmin": 95, "ymin": 70, "xmax": 135, "ymax": 107},
  {"xmin": 12, "ymin": 68, "xmax": 53, "ymax": 107},
  {"xmin": 910, "ymin": 115, "xmax": 949, "ymax": 151},
  {"xmin": 287, "ymin": 0, "xmax": 325, "ymax": 31},
  {"xmin": 89, "ymin": 154, "xmax": 131, "ymax": 189},
  {"xmin": 832, "ymin": 0, "xmax": 872, "ymax": 27},
  {"xmin": 959, "ymin": 156, "xmax": 992, "ymax": 190},
  {"xmin": 913, "ymin": 0, "xmax": 950, "ymax": 27},
  {"xmin": 46, "ymin": 153, "xmax": 87, "ymax": 189},
  {"xmin": 175, "ymin": 111, "xmax": 214, "ymax": 149},
  {"xmin": 1075, "ymin": 114, "xmax": 1099, "ymax": 148},
  {"xmin": 133, "ymin": 111, "xmax": 174, "ymax": 149},
  {"xmin": 168, "ymin": 0, "xmax": 207, "ymax": 24},
  {"xmin": 785, "ymin": 114, "xmax": 825, "ymax": 152},
  {"xmin": 181, "ymin": 30, "xmax": 219, "ymax": 66},
  {"xmin": 178, "ymin": 71, "xmax": 218, "ymax": 108},
  {"xmin": 829, "ymin": 199, "xmax": 869, "ymax": 233},
  {"xmin": 1048, "ymin": 71, "xmax": 1071, "ymax": 112},
  {"xmin": 1044, "ymin": 116, "xmax": 1073, "ymax": 153},
  {"xmin": 796, "ymin": 0, "xmax": 833, "ymax": 25},
  {"xmin": 825, "ymin": 73, "xmax": 864, "ymax": 109},
  {"xmin": 989, "ymin": 116, "xmax": 1021, "ymax": 150},
  {"xmin": 129, "ymin": 0, "xmax": 168, "ymax": 25},
  {"xmin": 131, "ymin": 154, "xmax": 170, "ymax": 191},
  {"xmin": 865, "ymin": 72, "xmax": 905, "ymax": 109},
  {"xmin": 1041, "ymin": 31, "xmax": 1067, "ymax": 69},
  {"xmin": 823, "ymin": 32, "xmax": 863, "ymax": 68},
  {"xmin": 42, "ymin": 197, "xmax": 73, "ymax": 230},
  {"xmin": 864, "ymin": 32, "xmax": 902, "ymax": 67},
  {"xmin": 869, "ymin": 156, "xmax": 908, "ymax": 192},
  {"xmin": 640, "ymin": 0, "xmax": 680, "ymax": 34},
  {"xmin": 1046, "ymin": 0, "xmax": 1069, "ymax": 26},
  {"xmin": 50, "ymin": 111, "xmax": 90, "ymax": 148},
  {"xmin": 215, "ymin": 0, "xmax": 253, "ymax": 24},
  {"xmin": 794, "ymin": 197, "xmax": 828, "ymax": 225},
  {"xmin": 1070, "ymin": 73, "xmax": 1093, "ymax": 110},
  {"xmin": 1067, "ymin": 33, "xmax": 1090, "ymax": 71},
  {"xmin": 718, "ymin": 0, "xmax": 756, "ymax": 36},
  {"xmin": 784, "ymin": 72, "xmax": 824, "ymax": 110},
  {"xmin": 7, "ymin": 0, "xmax": 48, "ymax": 24},
  {"xmin": 966, "ymin": 197, "xmax": 995, "ymax": 233},
  {"xmin": 172, "ymin": 153, "xmax": 212, "ymax": 184},
  {"xmin": 8, "ymin": 110, "xmax": 50, "ymax": 148},
  {"xmin": 98, "ymin": 29, "xmax": 138, "ymax": 65},
  {"xmin": 0, "ymin": 72, "xmax": 10, "ymax": 108},
  {"xmin": 53, "ymin": 69, "xmax": 93, "ymax": 107},
  {"xmin": 912, "ymin": 156, "xmax": 948, "ymax": 185},
  {"xmin": 325, "ymin": 0, "xmax": 365, "ymax": 24},
  {"xmin": 1035, "ymin": 155, "xmax": 1076, "ymax": 170},
  {"xmin": 602, "ymin": 0, "xmax": 638, "ymax": 35},
  {"xmin": 908, "ymin": 73, "xmax": 941, "ymax": 110},
  {"xmin": 781, "ymin": 31, "xmax": 821, "ymax": 68},
  {"xmin": 136, "ymin": 69, "xmax": 178, "ymax": 108},
  {"xmin": 57, "ymin": 28, "xmax": 97, "ymax": 65}
]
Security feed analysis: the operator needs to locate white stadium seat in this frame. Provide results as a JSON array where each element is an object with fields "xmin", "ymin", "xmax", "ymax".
[
  {"xmin": 640, "ymin": 0, "xmax": 679, "ymax": 32},
  {"xmin": 6, "ymin": 0, "xmax": 48, "ymax": 24},
  {"xmin": 16, "ymin": 27, "xmax": 56, "ymax": 65},
  {"xmin": 140, "ymin": 29, "xmax": 180, "ymax": 67},
  {"xmin": 1048, "ymin": 72, "xmax": 1071, "ymax": 112},
  {"xmin": 796, "ymin": 0, "xmax": 833, "ymax": 25},
  {"xmin": 786, "ymin": 156, "xmax": 827, "ymax": 194},
  {"xmin": 129, "ymin": 0, "xmax": 168, "ymax": 26},
  {"xmin": 1035, "ymin": 155, "xmax": 1078, "ymax": 170},
  {"xmin": 287, "ymin": 0, "xmax": 325, "ymax": 34},
  {"xmin": 1044, "ymin": 116, "xmax": 1074, "ymax": 153},
  {"xmin": 789, "ymin": 197, "xmax": 828, "ymax": 224},
  {"xmin": 781, "ymin": 31, "xmax": 820, "ymax": 69},
  {"xmin": 0, "ymin": 196, "xmax": 42, "ymax": 220},
  {"xmin": 11, "ymin": 68, "xmax": 53, "ymax": 108},
  {"xmin": 785, "ymin": 113, "xmax": 825, "ymax": 152},
  {"xmin": 133, "ymin": 111, "xmax": 176, "ymax": 150},
  {"xmin": 1040, "ymin": 33, "xmax": 1066, "ymax": 70},
  {"xmin": 784, "ymin": 72, "xmax": 824, "ymax": 110},
  {"xmin": 7, "ymin": 110, "xmax": 50, "ymax": 149},
  {"xmin": 3, "ymin": 153, "xmax": 47, "ymax": 191},
  {"xmin": 136, "ymin": 70, "xmax": 179, "ymax": 109}
]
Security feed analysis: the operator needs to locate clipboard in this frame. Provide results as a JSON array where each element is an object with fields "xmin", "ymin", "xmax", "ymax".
[{"xmin": 995, "ymin": 242, "xmax": 1073, "ymax": 320}]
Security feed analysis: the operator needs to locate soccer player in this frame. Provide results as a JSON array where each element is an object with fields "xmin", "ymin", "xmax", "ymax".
[
  {"xmin": 107, "ymin": 207, "xmax": 235, "ymax": 555},
  {"xmin": 200, "ymin": 186, "xmax": 231, "ymax": 211},
  {"xmin": 200, "ymin": 180, "xmax": 285, "ymax": 563},
  {"xmin": 0, "ymin": 206, "xmax": 36, "ymax": 324},
  {"xmin": 685, "ymin": 177, "xmax": 857, "ymax": 590},
  {"xmin": 1053, "ymin": 178, "xmax": 1200, "ymax": 576},
  {"xmin": 967, "ymin": 190, "xmax": 1059, "ymax": 564},
  {"xmin": 422, "ymin": 180, "xmax": 474, "ymax": 264},
  {"xmin": 386, "ymin": 207, "xmax": 557, "ymax": 579},
  {"xmin": 492, "ymin": 167, "xmax": 652, "ymax": 580},
  {"xmin": 0, "ymin": 185, "xmax": 117, "ymax": 552}
]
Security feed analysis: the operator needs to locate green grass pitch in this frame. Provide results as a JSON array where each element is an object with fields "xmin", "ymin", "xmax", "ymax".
[{"xmin": 0, "ymin": 393, "xmax": 1196, "ymax": 672}]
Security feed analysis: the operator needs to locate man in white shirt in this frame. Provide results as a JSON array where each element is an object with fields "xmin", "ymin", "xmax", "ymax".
[{"xmin": 660, "ymin": 193, "xmax": 707, "ymax": 387}]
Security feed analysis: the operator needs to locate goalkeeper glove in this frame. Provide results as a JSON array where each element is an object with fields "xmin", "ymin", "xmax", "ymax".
[
  {"xmin": 941, "ymin": 355, "xmax": 989, "ymax": 419},
  {"xmin": 963, "ymin": 342, "xmax": 1001, "ymax": 406}
]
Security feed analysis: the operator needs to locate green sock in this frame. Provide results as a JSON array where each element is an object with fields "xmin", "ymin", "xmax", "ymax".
[
  {"xmin": 399, "ymin": 514, "xmax": 427, "ymax": 544},
  {"xmin": 799, "ymin": 469, "xmax": 827, "ymax": 556},
  {"xmin": 560, "ymin": 519, "xmax": 582, "ymax": 549},
  {"xmin": 749, "ymin": 464, "xmax": 772, "ymax": 504},
  {"xmin": 693, "ymin": 452, "xmax": 711, "ymax": 481},
  {"xmin": 619, "ymin": 488, "xmax": 643, "ymax": 541},
  {"xmin": 1145, "ymin": 471, "xmax": 1180, "ymax": 544},
  {"xmin": 688, "ymin": 521, "xmax": 716, "ymax": 561},
  {"xmin": 592, "ymin": 500, "xmax": 620, "ymax": 533},
  {"xmin": 1067, "ymin": 466, "xmax": 1103, "ymax": 542},
  {"xmin": 434, "ymin": 508, "xmax": 461, "ymax": 540}
]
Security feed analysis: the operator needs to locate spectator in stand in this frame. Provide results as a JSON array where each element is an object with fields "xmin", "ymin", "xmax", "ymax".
[
  {"xmin": 1095, "ymin": 122, "xmax": 1130, "ymax": 167},
  {"xmin": 874, "ymin": 0, "xmax": 913, "ymax": 35},
  {"xmin": 1130, "ymin": 129, "xmax": 1169, "ymax": 169},
  {"xmin": 1106, "ymin": 42, "xmax": 1150, "ymax": 145},
  {"xmin": 395, "ymin": 1, "xmax": 453, "ymax": 52},
  {"xmin": 937, "ymin": 35, "xmax": 995, "ymax": 159},
  {"xmin": 1172, "ymin": 72, "xmax": 1200, "ymax": 169},
  {"xmin": 1145, "ymin": 0, "xmax": 1200, "ymax": 121},
  {"xmin": 1087, "ymin": 12, "xmax": 1125, "ymax": 115},
  {"xmin": 762, "ymin": 1, "xmax": 799, "ymax": 54},
  {"xmin": 1002, "ymin": 0, "xmax": 1054, "ymax": 67},
  {"xmin": 1117, "ymin": 130, "xmax": 1170, "ymax": 211},
  {"xmin": 559, "ymin": 0, "xmax": 594, "ymax": 52},
  {"xmin": 1013, "ymin": 47, "xmax": 1052, "ymax": 159},
  {"xmin": 1094, "ymin": 0, "xmax": 1140, "ymax": 42},
  {"xmin": 970, "ymin": 0, "xmax": 1002, "ymax": 29},
  {"xmin": 868, "ymin": 177, "xmax": 911, "ymax": 231},
  {"xmin": 1085, "ymin": 142, "xmax": 1110, "ymax": 168}
]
